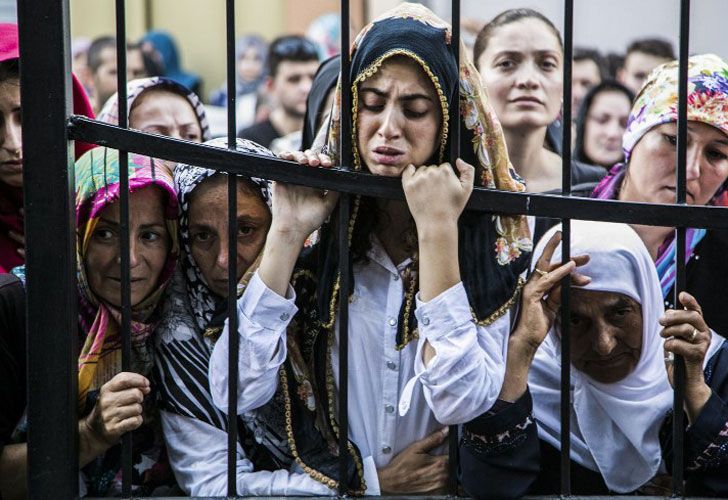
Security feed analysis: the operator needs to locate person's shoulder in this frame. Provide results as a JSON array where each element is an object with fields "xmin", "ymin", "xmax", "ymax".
[
  {"xmin": 571, "ymin": 160, "xmax": 607, "ymax": 184},
  {"xmin": 0, "ymin": 274, "xmax": 23, "ymax": 304}
]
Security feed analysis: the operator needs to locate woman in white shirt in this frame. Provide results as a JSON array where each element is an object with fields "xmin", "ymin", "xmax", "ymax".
[{"xmin": 209, "ymin": 3, "xmax": 532, "ymax": 495}]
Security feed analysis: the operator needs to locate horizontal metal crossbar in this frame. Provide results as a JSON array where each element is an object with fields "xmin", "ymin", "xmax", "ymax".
[{"xmin": 69, "ymin": 116, "xmax": 728, "ymax": 229}]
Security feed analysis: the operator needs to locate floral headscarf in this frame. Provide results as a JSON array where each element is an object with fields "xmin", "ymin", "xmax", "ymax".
[
  {"xmin": 97, "ymin": 76, "xmax": 211, "ymax": 142},
  {"xmin": 173, "ymin": 137, "xmax": 272, "ymax": 336},
  {"xmin": 592, "ymin": 54, "xmax": 728, "ymax": 296},
  {"xmin": 623, "ymin": 53, "xmax": 728, "ymax": 163},
  {"xmin": 76, "ymin": 147, "xmax": 179, "ymax": 410}
]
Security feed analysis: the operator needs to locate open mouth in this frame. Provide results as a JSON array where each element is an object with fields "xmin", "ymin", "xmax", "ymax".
[{"xmin": 372, "ymin": 146, "xmax": 405, "ymax": 166}]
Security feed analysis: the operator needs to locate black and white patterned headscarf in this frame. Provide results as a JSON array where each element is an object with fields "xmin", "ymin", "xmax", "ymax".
[{"xmin": 174, "ymin": 137, "xmax": 273, "ymax": 334}]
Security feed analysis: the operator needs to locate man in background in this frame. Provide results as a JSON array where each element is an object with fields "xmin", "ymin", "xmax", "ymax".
[
  {"xmin": 572, "ymin": 48, "xmax": 604, "ymax": 117},
  {"xmin": 86, "ymin": 36, "xmax": 147, "ymax": 114},
  {"xmin": 617, "ymin": 38, "xmax": 674, "ymax": 95},
  {"xmin": 238, "ymin": 35, "xmax": 319, "ymax": 148}
]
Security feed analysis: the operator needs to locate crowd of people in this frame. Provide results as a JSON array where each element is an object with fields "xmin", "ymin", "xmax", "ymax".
[{"xmin": 1, "ymin": 2, "xmax": 728, "ymax": 498}]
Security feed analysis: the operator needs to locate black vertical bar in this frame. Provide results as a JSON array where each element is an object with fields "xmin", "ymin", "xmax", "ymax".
[
  {"xmin": 114, "ymin": 0, "xmax": 134, "ymax": 496},
  {"xmin": 18, "ymin": 0, "xmax": 78, "ymax": 497},
  {"xmin": 448, "ymin": 0, "xmax": 461, "ymax": 496},
  {"xmin": 672, "ymin": 0, "xmax": 690, "ymax": 495},
  {"xmin": 338, "ymin": 0, "xmax": 352, "ymax": 495},
  {"xmin": 559, "ymin": 0, "xmax": 574, "ymax": 496},
  {"xmin": 225, "ymin": 0, "xmax": 239, "ymax": 496}
]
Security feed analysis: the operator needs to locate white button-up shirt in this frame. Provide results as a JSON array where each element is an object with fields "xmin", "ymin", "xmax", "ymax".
[{"xmin": 210, "ymin": 239, "xmax": 511, "ymax": 493}]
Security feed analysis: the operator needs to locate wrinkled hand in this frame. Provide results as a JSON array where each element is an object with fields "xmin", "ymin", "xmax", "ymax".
[
  {"xmin": 278, "ymin": 149, "xmax": 333, "ymax": 168},
  {"xmin": 84, "ymin": 372, "xmax": 150, "ymax": 447},
  {"xmin": 514, "ymin": 231, "xmax": 590, "ymax": 354},
  {"xmin": 660, "ymin": 292, "xmax": 712, "ymax": 422},
  {"xmin": 402, "ymin": 159, "xmax": 474, "ymax": 232},
  {"xmin": 377, "ymin": 428, "xmax": 449, "ymax": 495}
]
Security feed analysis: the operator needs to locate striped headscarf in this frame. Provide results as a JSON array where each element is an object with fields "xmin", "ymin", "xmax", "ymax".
[{"xmin": 97, "ymin": 76, "xmax": 211, "ymax": 142}]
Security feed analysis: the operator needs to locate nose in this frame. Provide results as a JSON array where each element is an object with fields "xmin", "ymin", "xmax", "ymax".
[
  {"xmin": 300, "ymin": 75, "xmax": 313, "ymax": 95},
  {"xmin": 606, "ymin": 118, "xmax": 624, "ymax": 141},
  {"xmin": 115, "ymin": 237, "xmax": 141, "ymax": 268},
  {"xmin": 592, "ymin": 324, "xmax": 617, "ymax": 356},
  {"xmin": 3, "ymin": 120, "xmax": 21, "ymax": 153},
  {"xmin": 515, "ymin": 62, "xmax": 539, "ymax": 90},
  {"xmin": 685, "ymin": 144, "xmax": 702, "ymax": 181},
  {"xmin": 378, "ymin": 105, "xmax": 402, "ymax": 141},
  {"xmin": 215, "ymin": 242, "xmax": 229, "ymax": 269}
]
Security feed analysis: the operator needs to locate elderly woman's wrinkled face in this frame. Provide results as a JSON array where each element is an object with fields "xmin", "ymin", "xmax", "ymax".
[
  {"xmin": 563, "ymin": 289, "xmax": 642, "ymax": 383},
  {"xmin": 583, "ymin": 90, "xmax": 631, "ymax": 168},
  {"xmin": 129, "ymin": 88, "xmax": 202, "ymax": 142},
  {"xmin": 188, "ymin": 176, "xmax": 271, "ymax": 298},
  {"xmin": 622, "ymin": 121, "xmax": 728, "ymax": 206},
  {"xmin": 478, "ymin": 18, "xmax": 563, "ymax": 131},
  {"xmin": 85, "ymin": 186, "xmax": 171, "ymax": 307},
  {"xmin": 356, "ymin": 56, "xmax": 441, "ymax": 177}
]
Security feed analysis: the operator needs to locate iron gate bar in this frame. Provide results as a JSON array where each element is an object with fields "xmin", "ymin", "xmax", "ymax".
[
  {"xmin": 113, "ymin": 0, "xmax": 135, "ymax": 494},
  {"xmin": 66, "ymin": 117, "xmax": 728, "ymax": 229},
  {"xmin": 18, "ymin": 0, "xmax": 80, "ymax": 498},
  {"xmin": 225, "ymin": 0, "xmax": 239, "ymax": 496},
  {"xmin": 671, "ymin": 0, "xmax": 692, "ymax": 494},
  {"xmin": 338, "ymin": 0, "xmax": 352, "ymax": 495},
  {"xmin": 559, "ymin": 0, "xmax": 574, "ymax": 494},
  {"xmin": 448, "ymin": 0, "xmax": 461, "ymax": 494}
]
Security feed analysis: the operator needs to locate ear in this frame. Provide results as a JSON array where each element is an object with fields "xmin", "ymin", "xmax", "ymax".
[
  {"xmin": 616, "ymin": 68, "xmax": 626, "ymax": 84},
  {"xmin": 265, "ymin": 76, "xmax": 275, "ymax": 92}
]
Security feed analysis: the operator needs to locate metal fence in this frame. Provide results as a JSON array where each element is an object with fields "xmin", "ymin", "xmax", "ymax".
[{"xmin": 17, "ymin": 0, "xmax": 723, "ymax": 498}]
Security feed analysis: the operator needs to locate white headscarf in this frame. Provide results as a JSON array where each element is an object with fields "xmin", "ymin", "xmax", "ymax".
[{"xmin": 528, "ymin": 220, "xmax": 673, "ymax": 493}]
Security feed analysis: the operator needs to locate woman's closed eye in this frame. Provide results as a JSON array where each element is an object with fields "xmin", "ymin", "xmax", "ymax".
[
  {"xmin": 706, "ymin": 147, "xmax": 728, "ymax": 162},
  {"xmin": 662, "ymin": 133, "xmax": 678, "ymax": 146}
]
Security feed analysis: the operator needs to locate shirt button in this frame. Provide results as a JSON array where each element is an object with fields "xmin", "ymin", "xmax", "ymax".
[
  {"xmin": 386, "ymin": 361, "xmax": 397, "ymax": 370},
  {"xmin": 280, "ymin": 312, "xmax": 290, "ymax": 321},
  {"xmin": 382, "ymin": 446, "xmax": 392, "ymax": 454},
  {"xmin": 393, "ymin": 274, "xmax": 400, "ymax": 281},
  {"xmin": 421, "ymin": 316, "xmax": 430, "ymax": 326},
  {"xmin": 388, "ymin": 317, "xmax": 397, "ymax": 327},
  {"xmin": 385, "ymin": 404, "xmax": 395, "ymax": 413}
]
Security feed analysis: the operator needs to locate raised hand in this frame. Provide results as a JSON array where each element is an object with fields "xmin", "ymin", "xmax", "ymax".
[
  {"xmin": 83, "ymin": 372, "xmax": 150, "ymax": 447},
  {"xmin": 660, "ymin": 291, "xmax": 712, "ymax": 423},
  {"xmin": 401, "ymin": 159, "xmax": 474, "ymax": 232}
]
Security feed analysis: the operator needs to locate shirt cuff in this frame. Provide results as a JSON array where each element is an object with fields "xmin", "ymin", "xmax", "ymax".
[
  {"xmin": 686, "ymin": 390, "xmax": 728, "ymax": 463},
  {"xmin": 361, "ymin": 455, "xmax": 381, "ymax": 496},
  {"xmin": 239, "ymin": 271, "xmax": 298, "ymax": 329},
  {"xmin": 414, "ymin": 281, "xmax": 472, "ymax": 342},
  {"xmin": 465, "ymin": 389, "xmax": 533, "ymax": 436}
]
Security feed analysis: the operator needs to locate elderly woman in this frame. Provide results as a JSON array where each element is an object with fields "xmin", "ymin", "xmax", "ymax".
[
  {"xmin": 592, "ymin": 54, "xmax": 728, "ymax": 339},
  {"xmin": 460, "ymin": 221, "xmax": 728, "ymax": 497},
  {"xmin": 154, "ymin": 138, "xmax": 340, "ymax": 496},
  {"xmin": 98, "ymin": 76, "xmax": 210, "ymax": 143},
  {"xmin": 1, "ymin": 148, "xmax": 180, "ymax": 497},
  {"xmin": 208, "ymin": 3, "xmax": 531, "ymax": 495},
  {"xmin": 574, "ymin": 80, "xmax": 634, "ymax": 169}
]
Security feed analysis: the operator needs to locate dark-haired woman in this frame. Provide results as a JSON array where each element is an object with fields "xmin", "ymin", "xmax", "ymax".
[
  {"xmin": 209, "ymin": 3, "xmax": 532, "ymax": 495},
  {"xmin": 473, "ymin": 9, "xmax": 604, "ymax": 196},
  {"xmin": 0, "ymin": 23, "xmax": 95, "ymax": 274},
  {"xmin": 574, "ymin": 80, "xmax": 634, "ymax": 169}
]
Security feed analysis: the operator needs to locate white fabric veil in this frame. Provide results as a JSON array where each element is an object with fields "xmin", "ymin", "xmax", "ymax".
[{"xmin": 528, "ymin": 220, "xmax": 673, "ymax": 493}]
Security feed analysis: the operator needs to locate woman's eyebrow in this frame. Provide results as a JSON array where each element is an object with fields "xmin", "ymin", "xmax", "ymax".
[{"xmin": 360, "ymin": 87, "xmax": 433, "ymax": 102}]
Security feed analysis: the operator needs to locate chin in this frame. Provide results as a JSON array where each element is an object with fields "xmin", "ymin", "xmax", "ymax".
[
  {"xmin": 363, "ymin": 161, "xmax": 407, "ymax": 177},
  {"xmin": 0, "ymin": 174, "xmax": 23, "ymax": 188}
]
